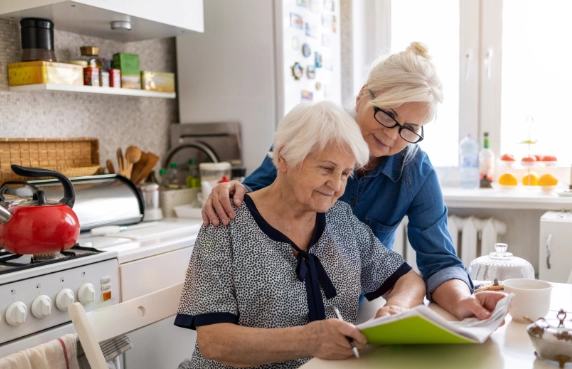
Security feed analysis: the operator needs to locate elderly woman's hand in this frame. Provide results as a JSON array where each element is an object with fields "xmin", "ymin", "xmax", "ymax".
[
  {"xmin": 304, "ymin": 319, "xmax": 367, "ymax": 360},
  {"xmin": 201, "ymin": 180, "xmax": 247, "ymax": 226}
]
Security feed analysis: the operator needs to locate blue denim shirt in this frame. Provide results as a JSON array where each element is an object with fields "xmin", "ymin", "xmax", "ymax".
[{"xmin": 242, "ymin": 147, "xmax": 473, "ymax": 300}]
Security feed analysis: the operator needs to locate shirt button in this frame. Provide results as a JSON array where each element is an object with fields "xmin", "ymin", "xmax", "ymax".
[
  {"xmin": 351, "ymin": 199, "xmax": 356, "ymax": 205},
  {"xmin": 362, "ymin": 178, "xmax": 367, "ymax": 182}
]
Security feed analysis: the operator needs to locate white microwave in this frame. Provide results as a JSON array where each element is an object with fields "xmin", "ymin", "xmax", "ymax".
[{"xmin": 539, "ymin": 211, "xmax": 572, "ymax": 283}]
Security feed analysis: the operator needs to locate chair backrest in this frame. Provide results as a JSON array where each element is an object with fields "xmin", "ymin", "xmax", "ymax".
[{"xmin": 69, "ymin": 282, "xmax": 184, "ymax": 369}]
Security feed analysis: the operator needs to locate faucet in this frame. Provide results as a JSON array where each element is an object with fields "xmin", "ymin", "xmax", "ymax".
[{"xmin": 162, "ymin": 141, "xmax": 219, "ymax": 169}]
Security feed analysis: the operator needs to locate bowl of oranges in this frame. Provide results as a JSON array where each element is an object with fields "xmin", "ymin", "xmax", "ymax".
[
  {"xmin": 537, "ymin": 173, "xmax": 559, "ymax": 192},
  {"xmin": 497, "ymin": 173, "xmax": 519, "ymax": 189}
]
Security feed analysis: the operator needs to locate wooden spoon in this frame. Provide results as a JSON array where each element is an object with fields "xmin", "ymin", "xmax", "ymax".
[
  {"xmin": 106, "ymin": 159, "xmax": 115, "ymax": 174},
  {"xmin": 116, "ymin": 148, "xmax": 125, "ymax": 175},
  {"xmin": 124, "ymin": 146, "xmax": 142, "ymax": 179}
]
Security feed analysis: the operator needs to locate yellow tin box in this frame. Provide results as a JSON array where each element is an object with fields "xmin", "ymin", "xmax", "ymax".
[
  {"xmin": 8, "ymin": 61, "xmax": 83, "ymax": 86},
  {"xmin": 141, "ymin": 71, "xmax": 175, "ymax": 92}
]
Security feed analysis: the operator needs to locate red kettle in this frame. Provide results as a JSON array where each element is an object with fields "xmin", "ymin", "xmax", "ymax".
[{"xmin": 0, "ymin": 165, "xmax": 80, "ymax": 255}]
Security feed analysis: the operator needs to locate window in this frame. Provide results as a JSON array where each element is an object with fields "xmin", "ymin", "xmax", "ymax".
[
  {"xmin": 368, "ymin": 0, "xmax": 572, "ymax": 169},
  {"xmin": 500, "ymin": 0, "xmax": 572, "ymax": 165},
  {"xmin": 391, "ymin": 0, "xmax": 460, "ymax": 167}
]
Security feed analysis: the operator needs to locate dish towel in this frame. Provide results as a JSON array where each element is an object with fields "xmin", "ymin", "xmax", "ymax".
[
  {"xmin": 0, "ymin": 333, "xmax": 80, "ymax": 369},
  {"xmin": 0, "ymin": 334, "xmax": 131, "ymax": 369}
]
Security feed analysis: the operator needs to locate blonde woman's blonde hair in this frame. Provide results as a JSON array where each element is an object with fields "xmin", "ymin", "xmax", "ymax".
[
  {"xmin": 268, "ymin": 101, "xmax": 369, "ymax": 170},
  {"xmin": 366, "ymin": 42, "xmax": 444, "ymax": 123}
]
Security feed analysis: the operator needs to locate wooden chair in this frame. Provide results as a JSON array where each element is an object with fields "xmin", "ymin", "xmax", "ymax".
[{"xmin": 69, "ymin": 282, "xmax": 184, "ymax": 369}]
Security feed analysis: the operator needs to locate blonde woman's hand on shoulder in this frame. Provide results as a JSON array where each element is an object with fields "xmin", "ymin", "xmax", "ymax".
[{"xmin": 201, "ymin": 180, "xmax": 247, "ymax": 226}]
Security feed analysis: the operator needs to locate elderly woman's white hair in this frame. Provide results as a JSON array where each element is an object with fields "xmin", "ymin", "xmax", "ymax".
[{"xmin": 269, "ymin": 101, "xmax": 369, "ymax": 169}]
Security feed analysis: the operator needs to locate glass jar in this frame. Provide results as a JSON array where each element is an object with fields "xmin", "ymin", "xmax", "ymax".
[
  {"xmin": 468, "ymin": 243, "xmax": 535, "ymax": 281},
  {"xmin": 199, "ymin": 162, "xmax": 231, "ymax": 198}
]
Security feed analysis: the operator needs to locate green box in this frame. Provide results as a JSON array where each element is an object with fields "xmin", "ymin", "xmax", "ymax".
[{"xmin": 112, "ymin": 53, "xmax": 140, "ymax": 75}]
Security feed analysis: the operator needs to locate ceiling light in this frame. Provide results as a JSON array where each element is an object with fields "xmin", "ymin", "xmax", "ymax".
[{"xmin": 110, "ymin": 21, "xmax": 131, "ymax": 31}]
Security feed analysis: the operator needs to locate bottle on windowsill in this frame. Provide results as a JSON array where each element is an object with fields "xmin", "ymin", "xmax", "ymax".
[{"xmin": 479, "ymin": 132, "xmax": 495, "ymax": 188}]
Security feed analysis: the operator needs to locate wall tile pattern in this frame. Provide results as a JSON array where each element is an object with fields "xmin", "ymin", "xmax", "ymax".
[{"xmin": 0, "ymin": 19, "xmax": 178, "ymax": 171}]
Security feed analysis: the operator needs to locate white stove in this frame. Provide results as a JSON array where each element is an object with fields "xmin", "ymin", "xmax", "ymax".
[
  {"xmin": 0, "ymin": 245, "xmax": 120, "ymax": 357},
  {"xmin": 0, "ymin": 217, "xmax": 203, "ymax": 365}
]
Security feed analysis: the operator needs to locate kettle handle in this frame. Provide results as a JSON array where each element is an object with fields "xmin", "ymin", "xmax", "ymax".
[{"xmin": 10, "ymin": 165, "xmax": 75, "ymax": 208}]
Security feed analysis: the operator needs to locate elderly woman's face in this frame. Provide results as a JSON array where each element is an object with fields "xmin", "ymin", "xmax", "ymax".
[
  {"xmin": 285, "ymin": 145, "xmax": 355, "ymax": 213},
  {"xmin": 355, "ymin": 90, "xmax": 429, "ymax": 158}
]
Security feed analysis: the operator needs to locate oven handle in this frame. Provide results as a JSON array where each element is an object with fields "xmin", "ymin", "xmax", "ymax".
[{"xmin": 546, "ymin": 234, "xmax": 552, "ymax": 269}]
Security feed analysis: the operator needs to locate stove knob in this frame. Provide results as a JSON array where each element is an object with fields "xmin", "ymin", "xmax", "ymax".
[
  {"xmin": 6, "ymin": 302, "xmax": 27, "ymax": 326},
  {"xmin": 56, "ymin": 289, "xmax": 75, "ymax": 311},
  {"xmin": 31, "ymin": 295, "xmax": 52, "ymax": 319},
  {"xmin": 78, "ymin": 283, "xmax": 96, "ymax": 305}
]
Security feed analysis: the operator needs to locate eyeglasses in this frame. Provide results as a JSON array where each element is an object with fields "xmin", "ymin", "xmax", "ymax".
[{"xmin": 369, "ymin": 91, "xmax": 424, "ymax": 143}]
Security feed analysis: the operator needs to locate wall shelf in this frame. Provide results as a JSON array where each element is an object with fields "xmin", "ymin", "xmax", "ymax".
[{"xmin": 8, "ymin": 84, "xmax": 176, "ymax": 99}]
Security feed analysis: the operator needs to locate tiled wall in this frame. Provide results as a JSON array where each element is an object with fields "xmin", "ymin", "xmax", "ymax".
[{"xmin": 0, "ymin": 19, "xmax": 178, "ymax": 172}]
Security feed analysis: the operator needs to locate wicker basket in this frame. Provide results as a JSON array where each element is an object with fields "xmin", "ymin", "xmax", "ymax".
[{"xmin": 0, "ymin": 138, "xmax": 100, "ymax": 185}]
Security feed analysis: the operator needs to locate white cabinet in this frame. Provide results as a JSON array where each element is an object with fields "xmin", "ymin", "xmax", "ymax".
[
  {"xmin": 539, "ymin": 211, "xmax": 572, "ymax": 283},
  {"xmin": 0, "ymin": 0, "xmax": 203, "ymax": 42}
]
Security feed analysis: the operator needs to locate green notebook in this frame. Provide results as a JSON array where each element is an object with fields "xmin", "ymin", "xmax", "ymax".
[{"xmin": 356, "ymin": 293, "xmax": 513, "ymax": 345}]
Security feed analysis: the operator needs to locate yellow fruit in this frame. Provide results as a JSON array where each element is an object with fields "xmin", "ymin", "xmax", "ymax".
[
  {"xmin": 522, "ymin": 172, "xmax": 539, "ymax": 186},
  {"xmin": 538, "ymin": 174, "xmax": 558, "ymax": 186},
  {"xmin": 498, "ymin": 173, "xmax": 518, "ymax": 186}
]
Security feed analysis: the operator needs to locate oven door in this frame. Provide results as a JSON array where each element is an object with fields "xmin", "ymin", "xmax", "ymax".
[{"xmin": 0, "ymin": 322, "xmax": 77, "ymax": 358}]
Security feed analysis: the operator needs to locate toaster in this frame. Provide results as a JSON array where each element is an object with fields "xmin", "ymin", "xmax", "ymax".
[{"xmin": 3, "ymin": 174, "xmax": 144, "ymax": 231}]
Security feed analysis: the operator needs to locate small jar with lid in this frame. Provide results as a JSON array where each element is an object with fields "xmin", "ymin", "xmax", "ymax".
[{"xmin": 468, "ymin": 243, "xmax": 535, "ymax": 282}]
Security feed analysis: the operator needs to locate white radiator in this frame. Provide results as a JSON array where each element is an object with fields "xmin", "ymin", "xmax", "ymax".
[{"xmin": 393, "ymin": 215, "xmax": 507, "ymax": 273}]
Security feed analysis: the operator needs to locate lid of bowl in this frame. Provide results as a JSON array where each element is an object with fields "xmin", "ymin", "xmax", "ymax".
[
  {"xmin": 527, "ymin": 309, "xmax": 572, "ymax": 339},
  {"xmin": 468, "ymin": 243, "xmax": 535, "ymax": 281},
  {"xmin": 470, "ymin": 243, "xmax": 533, "ymax": 268}
]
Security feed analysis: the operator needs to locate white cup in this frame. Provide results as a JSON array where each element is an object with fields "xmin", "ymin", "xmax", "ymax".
[{"xmin": 503, "ymin": 278, "xmax": 552, "ymax": 323}]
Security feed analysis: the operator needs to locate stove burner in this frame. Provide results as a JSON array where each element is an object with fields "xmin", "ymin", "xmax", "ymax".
[
  {"xmin": 0, "ymin": 245, "xmax": 104, "ymax": 275},
  {"xmin": 32, "ymin": 252, "xmax": 61, "ymax": 262}
]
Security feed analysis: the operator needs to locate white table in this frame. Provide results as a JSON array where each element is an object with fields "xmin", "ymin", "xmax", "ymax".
[{"xmin": 301, "ymin": 283, "xmax": 572, "ymax": 369}]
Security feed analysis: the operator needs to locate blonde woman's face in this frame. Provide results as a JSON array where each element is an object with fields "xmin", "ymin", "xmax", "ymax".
[{"xmin": 355, "ymin": 90, "xmax": 429, "ymax": 158}]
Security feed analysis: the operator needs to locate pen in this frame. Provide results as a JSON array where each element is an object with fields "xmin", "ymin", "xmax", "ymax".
[{"xmin": 333, "ymin": 306, "xmax": 360, "ymax": 359}]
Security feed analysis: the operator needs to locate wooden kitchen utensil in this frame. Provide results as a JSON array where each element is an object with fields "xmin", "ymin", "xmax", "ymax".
[
  {"xmin": 130, "ymin": 151, "xmax": 149, "ymax": 184},
  {"xmin": 106, "ymin": 159, "xmax": 115, "ymax": 174},
  {"xmin": 133, "ymin": 152, "xmax": 159, "ymax": 185},
  {"xmin": 116, "ymin": 148, "xmax": 125, "ymax": 176},
  {"xmin": 124, "ymin": 146, "xmax": 142, "ymax": 179}
]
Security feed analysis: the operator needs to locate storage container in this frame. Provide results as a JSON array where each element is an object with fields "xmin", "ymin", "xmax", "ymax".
[
  {"xmin": 8, "ymin": 61, "xmax": 83, "ymax": 86},
  {"xmin": 112, "ymin": 53, "xmax": 140, "ymax": 75},
  {"xmin": 141, "ymin": 71, "xmax": 175, "ymax": 92}
]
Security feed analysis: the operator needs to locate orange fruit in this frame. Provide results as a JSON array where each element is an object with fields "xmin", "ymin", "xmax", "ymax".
[
  {"xmin": 542, "ymin": 155, "xmax": 557, "ymax": 162},
  {"xmin": 538, "ymin": 174, "xmax": 558, "ymax": 186},
  {"xmin": 522, "ymin": 172, "xmax": 539, "ymax": 186},
  {"xmin": 498, "ymin": 173, "xmax": 518, "ymax": 186}
]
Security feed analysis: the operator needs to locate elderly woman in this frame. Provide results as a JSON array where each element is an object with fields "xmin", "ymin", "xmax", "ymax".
[{"xmin": 175, "ymin": 101, "xmax": 425, "ymax": 368}]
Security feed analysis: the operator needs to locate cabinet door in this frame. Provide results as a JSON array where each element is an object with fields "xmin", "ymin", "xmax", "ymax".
[{"xmin": 539, "ymin": 221, "xmax": 572, "ymax": 283}]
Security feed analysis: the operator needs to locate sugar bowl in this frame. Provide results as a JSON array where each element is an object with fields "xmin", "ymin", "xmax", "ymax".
[{"xmin": 527, "ymin": 309, "xmax": 572, "ymax": 368}]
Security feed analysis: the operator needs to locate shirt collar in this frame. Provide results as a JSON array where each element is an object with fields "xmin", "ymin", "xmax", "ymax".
[{"xmin": 362, "ymin": 148, "xmax": 408, "ymax": 183}]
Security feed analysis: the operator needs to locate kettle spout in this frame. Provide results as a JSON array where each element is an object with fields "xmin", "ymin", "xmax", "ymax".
[{"xmin": 0, "ymin": 206, "xmax": 12, "ymax": 224}]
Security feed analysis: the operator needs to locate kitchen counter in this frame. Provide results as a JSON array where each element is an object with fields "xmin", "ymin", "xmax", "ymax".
[
  {"xmin": 442, "ymin": 187, "xmax": 572, "ymax": 210},
  {"xmin": 301, "ymin": 282, "xmax": 572, "ymax": 369},
  {"xmin": 79, "ymin": 217, "xmax": 203, "ymax": 263}
]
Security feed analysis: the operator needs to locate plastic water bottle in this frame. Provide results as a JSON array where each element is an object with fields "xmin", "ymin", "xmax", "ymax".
[
  {"xmin": 166, "ymin": 162, "xmax": 180, "ymax": 189},
  {"xmin": 459, "ymin": 134, "xmax": 480, "ymax": 189}
]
